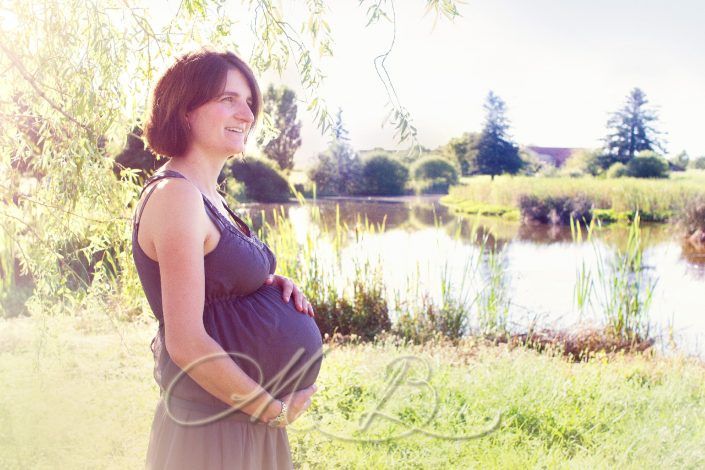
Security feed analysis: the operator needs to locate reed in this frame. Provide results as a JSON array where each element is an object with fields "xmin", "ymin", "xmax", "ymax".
[
  {"xmin": 595, "ymin": 213, "xmax": 655, "ymax": 340},
  {"xmin": 443, "ymin": 173, "xmax": 705, "ymax": 223},
  {"xmin": 256, "ymin": 200, "xmax": 516, "ymax": 343},
  {"xmin": 392, "ymin": 254, "xmax": 479, "ymax": 343},
  {"xmin": 570, "ymin": 217, "xmax": 594, "ymax": 315},
  {"xmin": 571, "ymin": 214, "xmax": 656, "ymax": 341},
  {"xmin": 259, "ymin": 202, "xmax": 391, "ymax": 340},
  {"xmin": 477, "ymin": 242, "xmax": 510, "ymax": 336}
]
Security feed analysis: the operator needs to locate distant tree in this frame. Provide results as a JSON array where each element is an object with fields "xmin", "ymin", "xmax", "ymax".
[
  {"xmin": 602, "ymin": 88, "xmax": 665, "ymax": 167},
  {"xmin": 227, "ymin": 156, "xmax": 291, "ymax": 202},
  {"xmin": 113, "ymin": 126, "xmax": 159, "ymax": 177},
  {"xmin": 672, "ymin": 150, "xmax": 689, "ymax": 170},
  {"xmin": 360, "ymin": 154, "xmax": 409, "ymax": 195},
  {"xmin": 691, "ymin": 156, "xmax": 705, "ymax": 170},
  {"xmin": 626, "ymin": 151, "xmax": 669, "ymax": 178},
  {"xmin": 411, "ymin": 155, "xmax": 458, "ymax": 194},
  {"xmin": 561, "ymin": 149, "xmax": 603, "ymax": 177},
  {"xmin": 309, "ymin": 109, "xmax": 362, "ymax": 195},
  {"xmin": 308, "ymin": 153, "xmax": 338, "ymax": 196},
  {"xmin": 443, "ymin": 132, "xmax": 479, "ymax": 176},
  {"xmin": 256, "ymin": 85, "xmax": 302, "ymax": 172},
  {"xmin": 475, "ymin": 91, "xmax": 523, "ymax": 180},
  {"xmin": 606, "ymin": 162, "xmax": 629, "ymax": 178}
]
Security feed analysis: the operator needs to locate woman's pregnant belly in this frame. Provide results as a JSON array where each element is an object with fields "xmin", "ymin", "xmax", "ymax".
[{"xmin": 203, "ymin": 283, "xmax": 323, "ymax": 398}]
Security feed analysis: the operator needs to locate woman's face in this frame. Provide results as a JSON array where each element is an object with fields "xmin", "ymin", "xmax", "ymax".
[{"xmin": 186, "ymin": 67, "xmax": 255, "ymax": 157}]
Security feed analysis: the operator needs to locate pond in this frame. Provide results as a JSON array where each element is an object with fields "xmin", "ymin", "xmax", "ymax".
[{"xmin": 240, "ymin": 196, "xmax": 705, "ymax": 358}]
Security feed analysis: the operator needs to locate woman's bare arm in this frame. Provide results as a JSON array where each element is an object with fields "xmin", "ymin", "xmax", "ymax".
[{"xmin": 142, "ymin": 178, "xmax": 279, "ymax": 421}]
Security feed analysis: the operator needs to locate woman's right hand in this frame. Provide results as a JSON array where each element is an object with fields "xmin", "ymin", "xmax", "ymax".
[{"xmin": 277, "ymin": 384, "xmax": 318, "ymax": 426}]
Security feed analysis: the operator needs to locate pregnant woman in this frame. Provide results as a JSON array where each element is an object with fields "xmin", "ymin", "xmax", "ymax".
[{"xmin": 131, "ymin": 49, "xmax": 323, "ymax": 469}]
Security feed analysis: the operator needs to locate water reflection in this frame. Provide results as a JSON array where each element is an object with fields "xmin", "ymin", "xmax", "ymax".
[{"xmin": 238, "ymin": 196, "xmax": 705, "ymax": 356}]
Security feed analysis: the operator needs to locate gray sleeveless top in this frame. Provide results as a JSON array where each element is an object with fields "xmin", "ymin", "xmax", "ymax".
[{"xmin": 132, "ymin": 169, "xmax": 322, "ymax": 413}]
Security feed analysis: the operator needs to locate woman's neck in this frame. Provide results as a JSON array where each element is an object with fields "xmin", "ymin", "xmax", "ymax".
[{"xmin": 162, "ymin": 153, "xmax": 227, "ymax": 201}]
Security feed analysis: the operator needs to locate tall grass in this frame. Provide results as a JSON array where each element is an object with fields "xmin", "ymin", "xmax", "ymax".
[
  {"xmin": 595, "ymin": 213, "xmax": 655, "ymax": 340},
  {"xmin": 258, "ymin": 203, "xmax": 392, "ymax": 340},
  {"xmin": 477, "ymin": 243, "xmax": 510, "ymax": 336},
  {"xmin": 571, "ymin": 218, "xmax": 594, "ymax": 315},
  {"xmin": 392, "ymin": 255, "xmax": 479, "ymax": 343},
  {"xmin": 259, "ymin": 200, "xmax": 661, "ymax": 346},
  {"xmin": 443, "ymin": 173, "xmax": 705, "ymax": 222},
  {"xmin": 256, "ymin": 201, "xmax": 514, "ymax": 343},
  {"xmin": 571, "ymin": 214, "xmax": 656, "ymax": 341}
]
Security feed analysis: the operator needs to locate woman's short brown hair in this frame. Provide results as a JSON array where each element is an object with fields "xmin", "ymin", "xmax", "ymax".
[{"xmin": 144, "ymin": 49, "xmax": 262, "ymax": 158}]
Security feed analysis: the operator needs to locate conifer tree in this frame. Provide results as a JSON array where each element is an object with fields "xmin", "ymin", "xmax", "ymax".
[{"xmin": 475, "ymin": 91, "xmax": 523, "ymax": 179}]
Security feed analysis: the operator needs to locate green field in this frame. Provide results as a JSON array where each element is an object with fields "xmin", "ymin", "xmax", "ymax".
[
  {"xmin": 2, "ymin": 314, "xmax": 704, "ymax": 469},
  {"xmin": 441, "ymin": 171, "xmax": 705, "ymax": 222}
]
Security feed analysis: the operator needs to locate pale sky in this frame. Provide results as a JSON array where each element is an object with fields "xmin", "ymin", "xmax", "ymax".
[
  {"xmin": 261, "ymin": 0, "xmax": 705, "ymax": 166},
  {"xmin": 152, "ymin": 0, "xmax": 705, "ymax": 166}
]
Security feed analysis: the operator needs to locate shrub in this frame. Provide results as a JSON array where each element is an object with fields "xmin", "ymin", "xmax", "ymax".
[
  {"xmin": 412, "ymin": 156, "xmax": 458, "ymax": 182},
  {"xmin": 393, "ymin": 294, "xmax": 468, "ymax": 344},
  {"xmin": 227, "ymin": 157, "xmax": 291, "ymax": 202},
  {"xmin": 606, "ymin": 162, "xmax": 628, "ymax": 178},
  {"xmin": 410, "ymin": 156, "xmax": 458, "ymax": 194},
  {"xmin": 519, "ymin": 194, "xmax": 593, "ymax": 225},
  {"xmin": 308, "ymin": 143, "xmax": 363, "ymax": 196},
  {"xmin": 359, "ymin": 154, "xmax": 409, "ymax": 196},
  {"xmin": 562, "ymin": 149, "xmax": 603, "ymax": 177},
  {"xmin": 626, "ymin": 152, "xmax": 669, "ymax": 178},
  {"xmin": 691, "ymin": 156, "xmax": 705, "ymax": 170},
  {"xmin": 307, "ymin": 153, "xmax": 338, "ymax": 196},
  {"xmin": 311, "ymin": 275, "xmax": 391, "ymax": 341},
  {"xmin": 681, "ymin": 195, "xmax": 705, "ymax": 234}
]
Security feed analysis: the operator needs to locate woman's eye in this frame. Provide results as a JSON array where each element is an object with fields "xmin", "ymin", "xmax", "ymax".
[{"xmin": 222, "ymin": 96, "xmax": 233, "ymax": 102}]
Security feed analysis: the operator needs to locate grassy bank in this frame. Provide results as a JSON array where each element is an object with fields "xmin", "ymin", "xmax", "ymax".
[
  {"xmin": 2, "ymin": 314, "xmax": 704, "ymax": 469},
  {"xmin": 441, "ymin": 171, "xmax": 705, "ymax": 223}
]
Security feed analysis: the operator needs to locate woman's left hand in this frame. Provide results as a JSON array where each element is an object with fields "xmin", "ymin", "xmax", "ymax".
[{"xmin": 264, "ymin": 274, "xmax": 315, "ymax": 318}]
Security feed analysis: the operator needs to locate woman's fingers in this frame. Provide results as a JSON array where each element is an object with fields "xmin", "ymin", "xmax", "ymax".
[
  {"xmin": 280, "ymin": 280, "xmax": 294, "ymax": 303},
  {"xmin": 268, "ymin": 275, "xmax": 313, "ymax": 315},
  {"xmin": 292, "ymin": 286, "xmax": 306, "ymax": 312}
]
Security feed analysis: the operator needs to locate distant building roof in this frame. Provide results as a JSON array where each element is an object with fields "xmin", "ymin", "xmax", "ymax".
[{"xmin": 525, "ymin": 146, "xmax": 582, "ymax": 167}]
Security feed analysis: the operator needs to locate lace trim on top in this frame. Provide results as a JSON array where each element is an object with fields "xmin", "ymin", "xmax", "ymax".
[
  {"xmin": 138, "ymin": 169, "xmax": 265, "ymax": 251},
  {"xmin": 201, "ymin": 196, "xmax": 266, "ymax": 250}
]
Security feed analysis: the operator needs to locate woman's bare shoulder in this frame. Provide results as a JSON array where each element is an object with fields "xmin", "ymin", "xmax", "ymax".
[{"xmin": 139, "ymin": 178, "xmax": 209, "ymax": 247}]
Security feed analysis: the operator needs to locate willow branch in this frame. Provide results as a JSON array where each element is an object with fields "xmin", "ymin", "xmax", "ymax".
[{"xmin": 0, "ymin": 41, "xmax": 96, "ymax": 140}]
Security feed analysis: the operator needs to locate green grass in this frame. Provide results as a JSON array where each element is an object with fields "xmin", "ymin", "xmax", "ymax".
[
  {"xmin": 442, "ymin": 171, "xmax": 705, "ymax": 223},
  {"xmin": 2, "ymin": 314, "xmax": 704, "ymax": 469}
]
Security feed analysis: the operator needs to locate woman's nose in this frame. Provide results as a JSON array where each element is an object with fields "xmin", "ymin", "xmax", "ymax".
[{"xmin": 236, "ymin": 101, "xmax": 255, "ymax": 123}]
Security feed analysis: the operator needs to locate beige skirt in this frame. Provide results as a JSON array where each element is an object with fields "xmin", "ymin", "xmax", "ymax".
[{"xmin": 145, "ymin": 396, "xmax": 293, "ymax": 470}]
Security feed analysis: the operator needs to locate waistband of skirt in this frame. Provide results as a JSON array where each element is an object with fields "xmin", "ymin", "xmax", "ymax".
[{"xmin": 161, "ymin": 394, "xmax": 264, "ymax": 425}]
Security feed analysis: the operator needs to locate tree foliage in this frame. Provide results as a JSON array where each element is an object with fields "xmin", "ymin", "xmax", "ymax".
[
  {"xmin": 625, "ymin": 151, "xmax": 670, "ymax": 179},
  {"xmin": 360, "ymin": 154, "xmax": 409, "ymax": 196},
  {"xmin": 561, "ymin": 149, "xmax": 603, "ymax": 177},
  {"xmin": 113, "ymin": 127, "xmax": 160, "ymax": 177},
  {"xmin": 443, "ymin": 132, "xmax": 480, "ymax": 176},
  {"xmin": 410, "ymin": 155, "xmax": 458, "ymax": 194},
  {"xmin": 474, "ymin": 91, "xmax": 523, "ymax": 179},
  {"xmin": 0, "ymin": 0, "xmax": 464, "ymax": 316},
  {"xmin": 227, "ymin": 156, "xmax": 291, "ymax": 202},
  {"xmin": 603, "ymin": 88, "xmax": 665, "ymax": 166},
  {"xmin": 691, "ymin": 156, "xmax": 705, "ymax": 170},
  {"xmin": 308, "ymin": 109, "xmax": 362, "ymax": 196},
  {"xmin": 672, "ymin": 150, "xmax": 689, "ymax": 171},
  {"xmin": 256, "ymin": 85, "xmax": 302, "ymax": 172}
]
